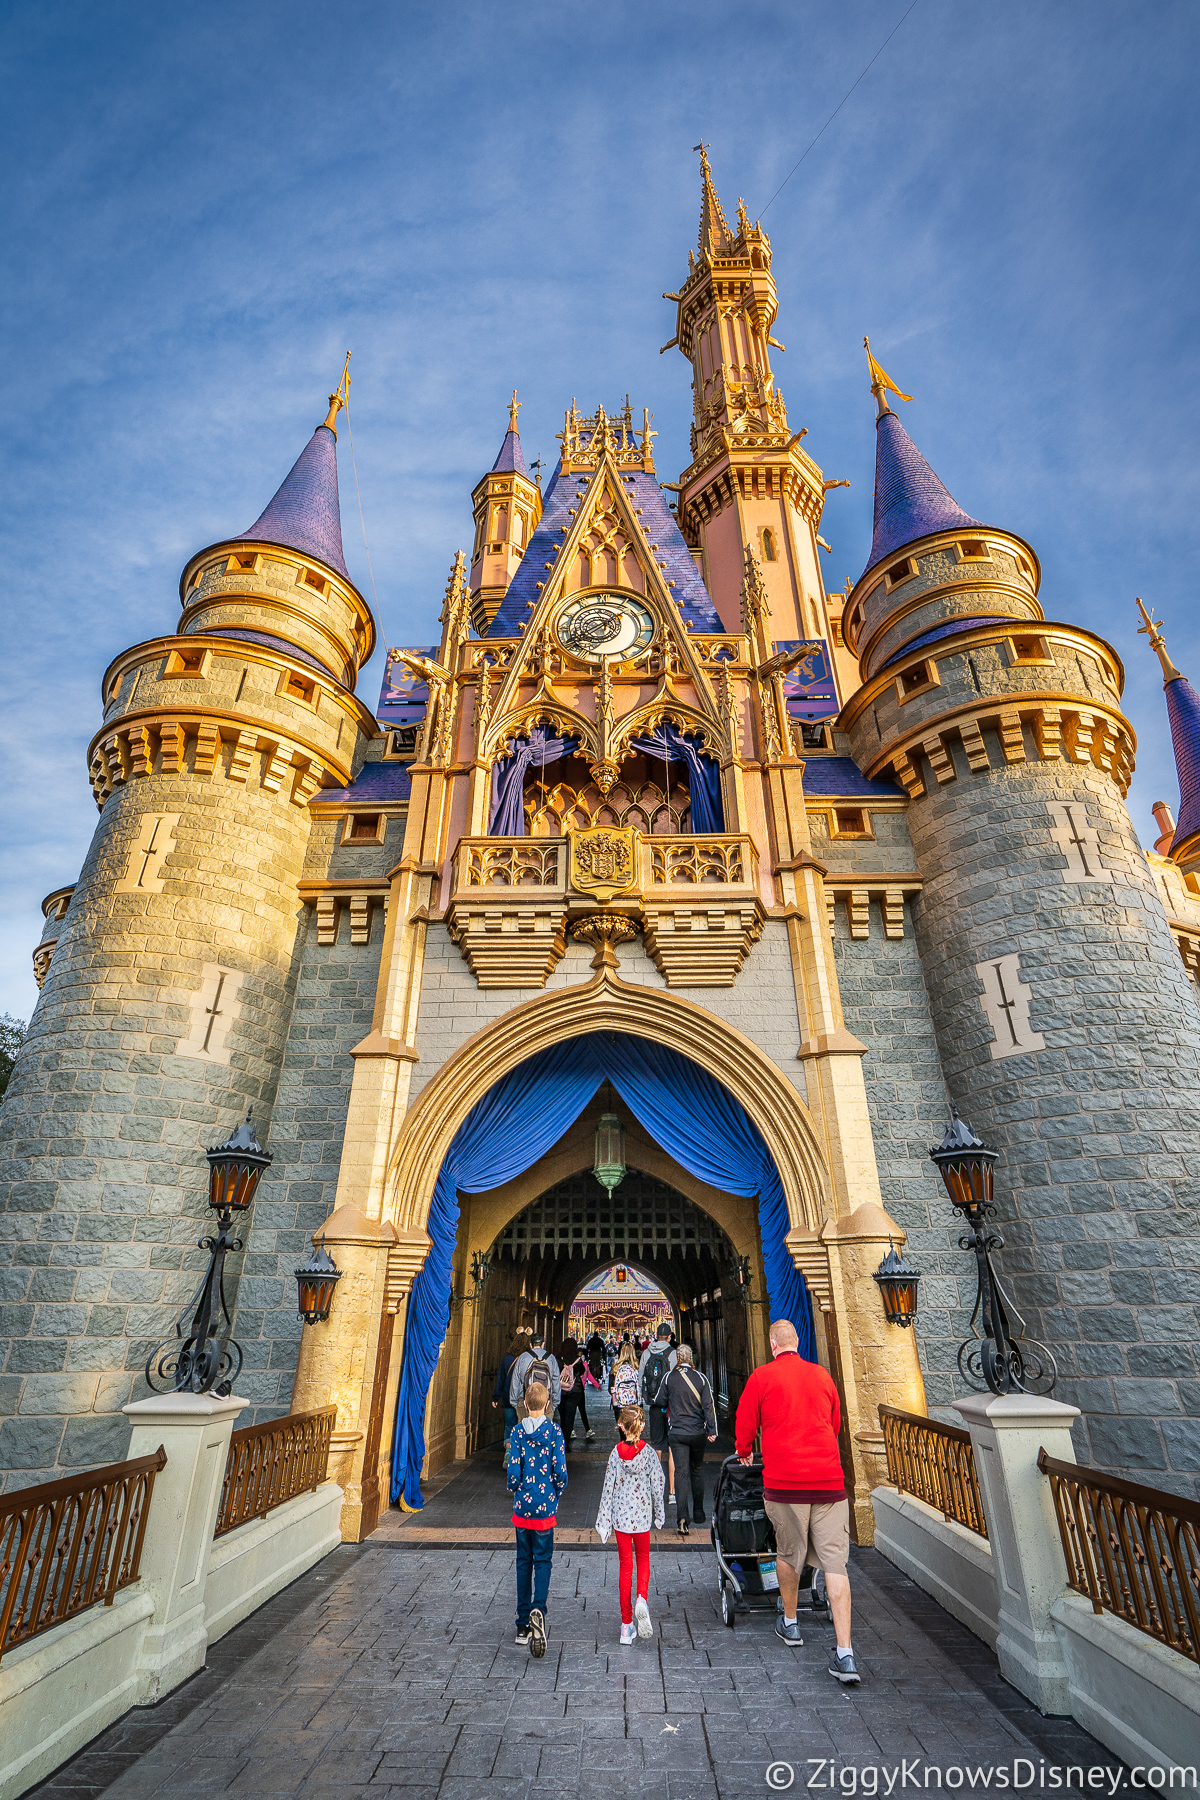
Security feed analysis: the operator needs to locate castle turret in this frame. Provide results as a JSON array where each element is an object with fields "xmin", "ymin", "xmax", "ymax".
[
  {"xmin": 0, "ymin": 376, "xmax": 378, "ymax": 1479},
  {"xmin": 1137, "ymin": 598, "xmax": 1200, "ymax": 877},
  {"xmin": 666, "ymin": 149, "xmax": 853, "ymax": 693},
  {"xmin": 467, "ymin": 392, "xmax": 542, "ymax": 633},
  {"xmin": 841, "ymin": 361, "xmax": 1200, "ymax": 1486}
]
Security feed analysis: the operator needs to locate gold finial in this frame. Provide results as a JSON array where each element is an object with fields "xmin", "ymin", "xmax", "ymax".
[
  {"xmin": 863, "ymin": 336, "xmax": 912, "ymax": 418},
  {"xmin": 509, "ymin": 389, "xmax": 520, "ymax": 433},
  {"xmin": 1136, "ymin": 597, "xmax": 1182, "ymax": 683},
  {"xmin": 322, "ymin": 351, "xmax": 352, "ymax": 435}
]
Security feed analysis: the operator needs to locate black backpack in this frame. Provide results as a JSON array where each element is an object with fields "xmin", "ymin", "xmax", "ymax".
[{"xmin": 643, "ymin": 1347, "xmax": 670, "ymax": 1406}]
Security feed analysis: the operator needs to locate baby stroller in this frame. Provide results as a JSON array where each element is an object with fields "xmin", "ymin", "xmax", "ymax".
[{"xmin": 710, "ymin": 1456, "xmax": 828, "ymax": 1628}]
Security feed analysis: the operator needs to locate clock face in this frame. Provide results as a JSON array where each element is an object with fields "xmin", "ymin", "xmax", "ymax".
[{"xmin": 556, "ymin": 592, "xmax": 655, "ymax": 662}]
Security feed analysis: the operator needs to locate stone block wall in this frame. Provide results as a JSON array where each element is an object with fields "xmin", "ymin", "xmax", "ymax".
[{"xmin": 905, "ymin": 749, "xmax": 1200, "ymax": 1497}]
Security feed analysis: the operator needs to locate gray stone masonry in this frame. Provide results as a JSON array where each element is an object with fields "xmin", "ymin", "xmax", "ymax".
[{"xmin": 905, "ymin": 747, "xmax": 1200, "ymax": 1497}]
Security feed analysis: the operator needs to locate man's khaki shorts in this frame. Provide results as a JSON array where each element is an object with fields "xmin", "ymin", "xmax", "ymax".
[{"xmin": 765, "ymin": 1498, "xmax": 850, "ymax": 1577}]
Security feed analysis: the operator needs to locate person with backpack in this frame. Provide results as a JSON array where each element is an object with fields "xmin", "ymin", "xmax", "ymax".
[
  {"xmin": 653, "ymin": 1343, "xmax": 718, "ymax": 1536},
  {"xmin": 608, "ymin": 1341, "xmax": 641, "ymax": 1423},
  {"xmin": 492, "ymin": 1328, "xmax": 531, "ymax": 1453},
  {"xmin": 506, "ymin": 1379, "xmax": 567, "ymax": 1655},
  {"xmin": 595, "ymin": 1403, "xmax": 665, "ymax": 1645},
  {"xmin": 508, "ymin": 1331, "xmax": 561, "ymax": 1419},
  {"xmin": 558, "ymin": 1338, "xmax": 596, "ymax": 1445},
  {"xmin": 639, "ymin": 1323, "xmax": 677, "ymax": 1500}
]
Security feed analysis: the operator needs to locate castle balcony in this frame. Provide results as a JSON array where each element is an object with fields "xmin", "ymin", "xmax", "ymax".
[{"xmin": 444, "ymin": 831, "xmax": 765, "ymax": 989}]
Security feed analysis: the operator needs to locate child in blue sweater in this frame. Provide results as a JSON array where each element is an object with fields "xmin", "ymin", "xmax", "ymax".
[{"xmin": 505, "ymin": 1379, "xmax": 568, "ymax": 1655}]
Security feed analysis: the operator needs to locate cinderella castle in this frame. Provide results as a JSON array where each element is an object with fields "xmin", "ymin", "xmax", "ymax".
[{"xmin": 4, "ymin": 153, "xmax": 1199, "ymax": 1533}]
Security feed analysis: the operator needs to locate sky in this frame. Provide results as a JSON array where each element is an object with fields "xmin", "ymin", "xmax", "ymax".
[{"xmin": 3, "ymin": 0, "xmax": 1199, "ymax": 1021}]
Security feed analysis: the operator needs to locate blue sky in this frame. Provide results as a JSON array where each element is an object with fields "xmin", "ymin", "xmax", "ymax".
[{"xmin": 3, "ymin": 0, "xmax": 1199, "ymax": 1020}]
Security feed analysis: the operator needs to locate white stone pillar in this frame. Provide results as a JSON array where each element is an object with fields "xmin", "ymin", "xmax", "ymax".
[
  {"xmin": 123, "ymin": 1391, "xmax": 247, "ymax": 1700},
  {"xmin": 954, "ymin": 1392, "xmax": 1079, "ymax": 1714}
]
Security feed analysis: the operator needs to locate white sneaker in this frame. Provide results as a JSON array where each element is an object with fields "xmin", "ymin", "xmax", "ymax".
[
  {"xmin": 620, "ymin": 1622, "xmax": 637, "ymax": 1646},
  {"xmin": 635, "ymin": 1596, "xmax": 653, "ymax": 1638}
]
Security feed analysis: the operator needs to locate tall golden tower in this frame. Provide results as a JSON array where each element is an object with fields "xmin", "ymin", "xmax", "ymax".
[
  {"xmin": 665, "ymin": 147, "xmax": 855, "ymax": 694},
  {"xmin": 467, "ymin": 392, "xmax": 543, "ymax": 634}
]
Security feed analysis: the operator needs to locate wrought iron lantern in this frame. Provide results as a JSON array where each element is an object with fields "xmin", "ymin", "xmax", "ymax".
[
  {"xmin": 146, "ymin": 1110, "xmax": 273, "ymax": 1396},
  {"xmin": 593, "ymin": 1094, "xmax": 626, "ymax": 1195},
  {"xmin": 873, "ymin": 1237, "xmax": 921, "ymax": 1327},
  {"xmin": 929, "ymin": 1109, "xmax": 1055, "ymax": 1398},
  {"xmin": 295, "ymin": 1235, "xmax": 341, "ymax": 1326}
]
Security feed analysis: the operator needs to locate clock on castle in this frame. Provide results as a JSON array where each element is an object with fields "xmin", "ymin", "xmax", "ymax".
[{"xmin": 5, "ymin": 148, "xmax": 1200, "ymax": 1537}]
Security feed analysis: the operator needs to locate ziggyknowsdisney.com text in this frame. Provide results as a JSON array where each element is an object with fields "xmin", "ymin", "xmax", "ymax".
[{"xmin": 761, "ymin": 1761, "xmax": 1198, "ymax": 1793}]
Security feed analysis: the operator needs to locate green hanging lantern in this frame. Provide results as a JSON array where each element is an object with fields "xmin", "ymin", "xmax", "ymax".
[{"xmin": 593, "ymin": 1105, "xmax": 626, "ymax": 1195}]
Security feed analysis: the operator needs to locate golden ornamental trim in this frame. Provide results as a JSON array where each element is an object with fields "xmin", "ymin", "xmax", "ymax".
[{"xmin": 568, "ymin": 826, "xmax": 640, "ymax": 902}]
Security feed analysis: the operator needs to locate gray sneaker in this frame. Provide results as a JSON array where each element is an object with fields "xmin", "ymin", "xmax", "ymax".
[
  {"xmin": 828, "ymin": 1650, "xmax": 861, "ymax": 1684},
  {"xmin": 529, "ymin": 1608, "xmax": 547, "ymax": 1658},
  {"xmin": 774, "ymin": 1616, "xmax": 803, "ymax": 1646}
]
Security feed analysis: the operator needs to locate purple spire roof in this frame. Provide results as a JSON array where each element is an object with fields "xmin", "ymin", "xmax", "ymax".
[
  {"xmin": 240, "ymin": 424, "xmax": 350, "ymax": 581},
  {"xmin": 1165, "ymin": 674, "xmax": 1200, "ymax": 852},
  {"xmin": 862, "ymin": 410, "xmax": 980, "ymax": 581},
  {"xmin": 491, "ymin": 428, "xmax": 528, "ymax": 477}
]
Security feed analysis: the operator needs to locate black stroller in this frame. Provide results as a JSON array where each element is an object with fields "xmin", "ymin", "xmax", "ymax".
[{"xmin": 710, "ymin": 1456, "xmax": 828, "ymax": 1628}]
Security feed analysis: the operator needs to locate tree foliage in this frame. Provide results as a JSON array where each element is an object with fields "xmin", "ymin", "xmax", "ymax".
[{"xmin": 0, "ymin": 1014, "xmax": 26, "ymax": 1101}]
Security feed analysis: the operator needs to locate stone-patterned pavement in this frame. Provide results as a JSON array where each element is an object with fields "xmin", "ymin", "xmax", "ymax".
[{"xmin": 33, "ymin": 1534, "xmax": 1127, "ymax": 1800}]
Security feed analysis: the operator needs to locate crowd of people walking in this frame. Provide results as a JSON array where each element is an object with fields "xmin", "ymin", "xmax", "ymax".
[{"xmin": 488, "ymin": 1315, "xmax": 858, "ymax": 1684}]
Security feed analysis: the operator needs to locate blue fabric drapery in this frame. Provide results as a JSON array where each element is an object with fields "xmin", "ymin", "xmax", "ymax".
[
  {"xmin": 390, "ymin": 1034, "xmax": 814, "ymax": 1506},
  {"xmin": 627, "ymin": 722, "xmax": 723, "ymax": 834},
  {"xmin": 489, "ymin": 727, "xmax": 581, "ymax": 836}
]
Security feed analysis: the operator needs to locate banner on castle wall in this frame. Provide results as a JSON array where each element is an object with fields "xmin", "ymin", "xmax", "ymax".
[
  {"xmin": 377, "ymin": 646, "xmax": 438, "ymax": 727},
  {"xmin": 773, "ymin": 639, "xmax": 838, "ymax": 720}
]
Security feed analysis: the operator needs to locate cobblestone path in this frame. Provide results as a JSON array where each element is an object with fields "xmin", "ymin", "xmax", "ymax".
[{"xmin": 34, "ymin": 1532, "xmax": 1125, "ymax": 1800}]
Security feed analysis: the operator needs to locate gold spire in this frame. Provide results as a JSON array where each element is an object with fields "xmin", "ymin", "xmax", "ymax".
[
  {"xmin": 695, "ymin": 141, "xmax": 731, "ymax": 254},
  {"xmin": 322, "ymin": 352, "xmax": 352, "ymax": 435},
  {"xmin": 508, "ymin": 389, "xmax": 520, "ymax": 433},
  {"xmin": 864, "ymin": 337, "xmax": 912, "ymax": 418},
  {"xmin": 1136, "ymin": 597, "xmax": 1183, "ymax": 683}
]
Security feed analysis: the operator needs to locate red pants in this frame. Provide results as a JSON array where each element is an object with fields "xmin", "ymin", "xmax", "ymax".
[{"xmin": 616, "ymin": 1530, "xmax": 650, "ymax": 1625}]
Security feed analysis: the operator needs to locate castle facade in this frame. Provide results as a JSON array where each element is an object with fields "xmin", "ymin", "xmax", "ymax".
[{"xmin": 5, "ymin": 154, "xmax": 1199, "ymax": 1530}]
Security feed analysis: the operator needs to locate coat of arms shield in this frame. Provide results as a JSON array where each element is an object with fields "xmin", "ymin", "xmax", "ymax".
[{"xmin": 568, "ymin": 826, "xmax": 639, "ymax": 901}]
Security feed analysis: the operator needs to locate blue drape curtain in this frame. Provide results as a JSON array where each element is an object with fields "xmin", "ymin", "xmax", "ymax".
[
  {"xmin": 488, "ymin": 727, "xmax": 581, "ymax": 836},
  {"xmin": 390, "ymin": 1034, "xmax": 814, "ymax": 1506},
  {"xmin": 627, "ymin": 723, "xmax": 724, "ymax": 833}
]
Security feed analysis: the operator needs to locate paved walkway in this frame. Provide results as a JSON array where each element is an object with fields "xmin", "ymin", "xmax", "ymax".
[{"xmin": 34, "ymin": 1429, "xmax": 1127, "ymax": 1800}]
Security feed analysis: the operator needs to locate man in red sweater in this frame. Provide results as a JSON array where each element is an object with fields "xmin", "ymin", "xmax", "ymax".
[{"xmin": 735, "ymin": 1319, "xmax": 859, "ymax": 1683}]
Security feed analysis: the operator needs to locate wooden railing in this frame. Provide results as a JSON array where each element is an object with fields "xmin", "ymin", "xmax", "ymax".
[
  {"xmin": 0, "ymin": 1447, "xmax": 167, "ymax": 1665},
  {"xmin": 1038, "ymin": 1448, "xmax": 1200, "ymax": 1664},
  {"xmin": 214, "ymin": 1406, "xmax": 336, "ymax": 1539},
  {"xmin": 879, "ymin": 1404, "xmax": 987, "ymax": 1539}
]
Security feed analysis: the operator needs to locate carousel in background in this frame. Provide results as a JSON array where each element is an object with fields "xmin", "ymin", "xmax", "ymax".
[{"xmin": 568, "ymin": 1264, "xmax": 674, "ymax": 1342}]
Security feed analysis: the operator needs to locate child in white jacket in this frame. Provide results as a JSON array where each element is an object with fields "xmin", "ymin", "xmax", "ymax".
[{"xmin": 595, "ymin": 1405, "xmax": 666, "ymax": 1645}]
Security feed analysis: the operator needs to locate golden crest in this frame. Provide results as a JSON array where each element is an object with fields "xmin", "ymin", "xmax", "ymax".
[{"xmin": 568, "ymin": 826, "xmax": 639, "ymax": 900}]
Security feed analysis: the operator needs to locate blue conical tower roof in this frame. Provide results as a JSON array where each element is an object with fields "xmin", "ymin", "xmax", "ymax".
[
  {"xmin": 491, "ymin": 427, "xmax": 528, "ymax": 477},
  {"xmin": 240, "ymin": 423, "xmax": 350, "ymax": 581},
  {"xmin": 863, "ymin": 410, "xmax": 981, "ymax": 581},
  {"xmin": 1165, "ymin": 675, "xmax": 1200, "ymax": 853}
]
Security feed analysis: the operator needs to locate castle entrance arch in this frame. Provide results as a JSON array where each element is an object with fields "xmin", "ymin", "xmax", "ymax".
[{"xmin": 383, "ymin": 1013, "xmax": 821, "ymax": 1512}]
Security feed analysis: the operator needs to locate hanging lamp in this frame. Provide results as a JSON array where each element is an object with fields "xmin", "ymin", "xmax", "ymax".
[{"xmin": 593, "ymin": 1082, "xmax": 626, "ymax": 1195}]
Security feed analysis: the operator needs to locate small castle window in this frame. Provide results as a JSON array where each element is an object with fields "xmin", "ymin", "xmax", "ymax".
[
  {"xmin": 227, "ymin": 553, "xmax": 259, "ymax": 574},
  {"xmin": 958, "ymin": 540, "xmax": 990, "ymax": 561},
  {"xmin": 762, "ymin": 528, "xmax": 777, "ymax": 563},
  {"xmin": 799, "ymin": 721, "xmax": 830, "ymax": 750},
  {"xmin": 897, "ymin": 661, "xmax": 936, "ymax": 700},
  {"xmin": 345, "ymin": 813, "xmax": 383, "ymax": 843},
  {"xmin": 885, "ymin": 558, "xmax": 916, "ymax": 590},
  {"xmin": 831, "ymin": 808, "xmax": 872, "ymax": 840},
  {"xmin": 299, "ymin": 567, "xmax": 328, "ymax": 595},
  {"xmin": 279, "ymin": 668, "xmax": 319, "ymax": 709},
  {"xmin": 384, "ymin": 726, "xmax": 419, "ymax": 761},
  {"xmin": 164, "ymin": 646, "xmax": 211, "ymax": 680},
  {"xmin": 1010, "ymin": 635, "xmax": 1049, "ymax": 664}
]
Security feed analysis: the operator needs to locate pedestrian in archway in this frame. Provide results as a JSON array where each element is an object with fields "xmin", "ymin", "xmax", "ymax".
[
  {"xmin": 735, "ymin": 1318, "xmax": 859, "ymax": 1683},
  {"xmin": 506, "ymin": 1379, "xmax": 566, "ymax": 1656},
  {"xmin": 492, "ymin": 1328, "xmax": 531, "ymax": 1453},
  {"xmin": 595, "ymin": 1404, "xmax": 665, "ymax": 1645},
  {"xmin": 586, "ymin": 1329, "xmax": 605, "ymax": 1381},
  {"xmin": 558, "ymin": 1338, "xmax": 596, "ymax": 1445},
  {"xmin": 508, "ymin": 1330, "xmax": 561, "ymax": 1420},
  {"xmin": 639, "ymin": 1322, "xmax": 677, "ymax": 1504},
  {"xmin": 653, "ymin": 1343, "xmax": 717, "ymax": 1535},
  {"xmin": 609, "ymin": 1340, "xmax": 641, "ymax": 1422}
]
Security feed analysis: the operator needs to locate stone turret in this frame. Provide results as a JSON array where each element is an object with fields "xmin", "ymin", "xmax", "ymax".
[
  {"xmin": 0, "ymin": 384, "xmax": 378, "ymax": 1483},
  {"xmin": 841, "ymin": 381, "xmax": 1200, "ymax": 1489}
]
